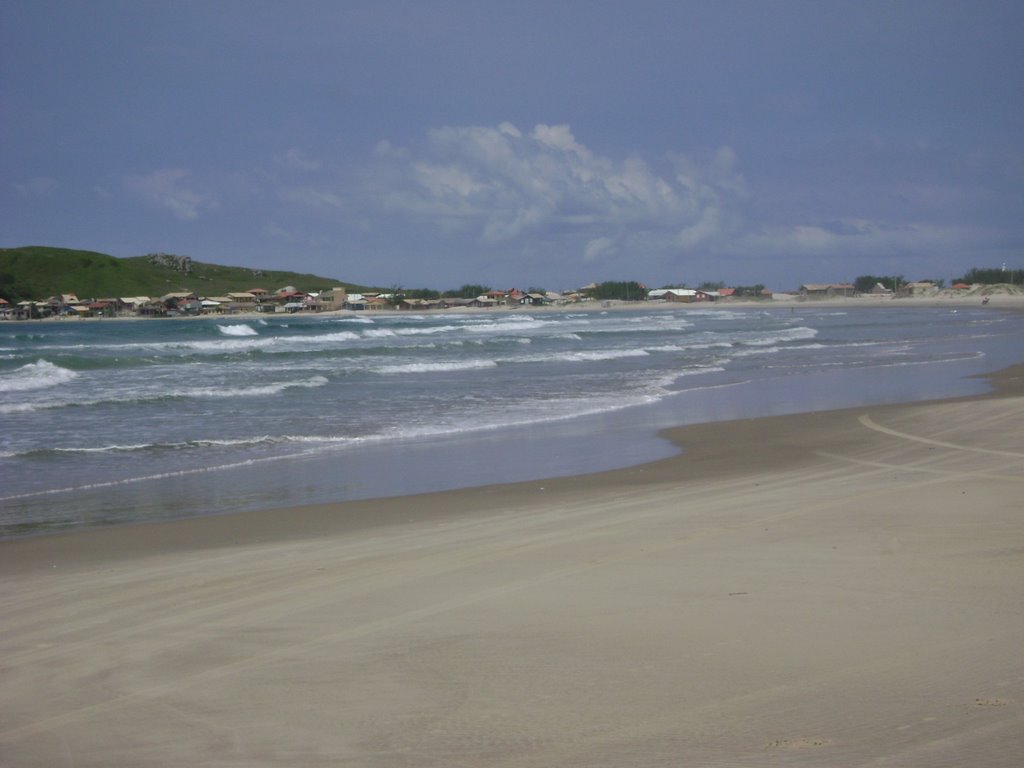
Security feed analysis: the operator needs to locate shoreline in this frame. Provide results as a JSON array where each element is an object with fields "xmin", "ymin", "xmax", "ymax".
[
  {"xmin": 3, "ymin": 361, "xmax": 1022, "ymax": 565},
  {"xmin": 6, "ymin": 290, "xmax": 1024, "ymax": 324},
  {"xmin": 4, "ymin": 301, "xmax": 1019, "ymax": 548},
  {"xmin": 2, "ymin": 364, "xmax": 1022, "ymax": 765}
]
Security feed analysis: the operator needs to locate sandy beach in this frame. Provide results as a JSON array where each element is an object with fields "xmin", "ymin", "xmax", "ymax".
[{"xmin": 2, "ymin": 365, "xmax": 1022, "ymax": 766}]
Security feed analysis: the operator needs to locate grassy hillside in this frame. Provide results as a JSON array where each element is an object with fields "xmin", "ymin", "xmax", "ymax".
[{"xmin": 0, "ymin": 246, "xmax": 363, "ymax": 303}]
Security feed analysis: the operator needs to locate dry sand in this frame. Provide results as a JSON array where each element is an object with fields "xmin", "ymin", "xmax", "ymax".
[{"xmin": 2, "ymin": 367, "xmax": 1022, "ymax": 766}]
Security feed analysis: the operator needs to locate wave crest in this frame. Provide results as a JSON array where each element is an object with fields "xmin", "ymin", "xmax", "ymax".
[
  {"xmin": 217, "ymin": 324, "xmax": 259, "ymax": 336},
  {"xmin": 0, "ymin": 360, "xmax": 79, "ymax": 392}
]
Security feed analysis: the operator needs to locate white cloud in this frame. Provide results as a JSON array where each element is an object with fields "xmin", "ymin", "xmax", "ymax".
[
  {"xmin": 498, "ymin": 122, "xmax": 522, "ymax": 138},
  {"xmin": 14, "ymin": 176, "xmax": 60, "ymax": 197},
  {"xmin": 677, "ymin": 206, "xmax": 721, "ymax": 248},
  {"xmin": 584, "ymin": 236, "xmax": 615, "ymax": 262},
  {"xmin": 277, "ymin": 148, "xmax": 321, "ymax": 172},
  {"xmin": 737, "ymin": 219, "xmax": 957, "ymax": 259},
  {"xmin": 367, "ymin": 122, "xmax": 746, "ymax": 256},
  {"xmin": 123, "ymin": 169, "xmax": 218, "ymax": 221},
  {"xmin": 372, "ymin": 140, "xmax": 409, "ymax": 159},
  {"xmin": 414, "ymin": 162, "xmax": 487, "ymax": 199},
  {"xmin": 279, "ymin": 186, "xmax": 347, "ymax": 211}
]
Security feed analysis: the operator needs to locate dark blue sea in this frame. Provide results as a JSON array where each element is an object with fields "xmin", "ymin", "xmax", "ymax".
[{"xmin": 2, "ymin": 304, "xmax": 1022, "ymax": 536}]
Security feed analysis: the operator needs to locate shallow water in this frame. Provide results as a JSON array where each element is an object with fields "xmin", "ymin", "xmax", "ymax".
[{"xmin": 2, "ymin": 305, "xmax": 1021, "ymax": 536}]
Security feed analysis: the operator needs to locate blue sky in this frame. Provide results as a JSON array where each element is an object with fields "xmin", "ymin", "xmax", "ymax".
[{"xmin": 2, "ymin": 1, "xmax": 1022, "ymax": 291}]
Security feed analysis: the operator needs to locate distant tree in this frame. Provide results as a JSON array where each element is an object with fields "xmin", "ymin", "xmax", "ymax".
[
  {"xmin": 447, "ymin": 284, "xmax": 491, "ymax": 299},
  {"xmin": 402, "ymin": 287, "xmax": 441, "ymax": 299},
  {"xmin": 0, "ymin": 271, "xmax": 18, "ymax": 302},
  {"xmin": 732, "ymin": 284, "xmax": 766, "ymax": 298},
  {"xmin": 526, "ymin": 286, "xmax": 546, "ymax": 295},
  {"xmin": 853, "ymin": 275, "xmax": 903, "ymax": 293},
  {"xmin": 698, "ymin": 280, "xmax": 726, "ymax": 291},
  {"xmin": 956, "ymin": 267, "xmax": 1024, "ymax": 285},
  {"xmin": 584, "ymin": 281, "xmax": 645, "ymax": 301}
]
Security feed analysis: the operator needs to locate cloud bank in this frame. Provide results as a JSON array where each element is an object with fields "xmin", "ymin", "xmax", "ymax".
[
  {"xmin": 361, "ymin": 122, "xmax": 746, "ymax": 268},
  {"xmin": 110, "ymin": 123, "xmax": 1017, "ymax": 288}
]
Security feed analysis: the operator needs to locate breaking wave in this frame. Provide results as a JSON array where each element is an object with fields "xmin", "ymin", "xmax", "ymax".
[
  {"xmin": 0, "ymin": 360, "xmax": 79, "ymax": 392},
  {"xmin": 217, "ymin": 324, "xmax": 259, "ymax": 336},
  {"xmin": 376, "ymin": 360, "xmax": 498, "ymax": 374}
]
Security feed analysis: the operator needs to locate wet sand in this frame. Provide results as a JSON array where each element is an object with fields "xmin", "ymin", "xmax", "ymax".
[{"xmin": 2, "ymin": 366, "xmax": 1022, "ymax": 766}]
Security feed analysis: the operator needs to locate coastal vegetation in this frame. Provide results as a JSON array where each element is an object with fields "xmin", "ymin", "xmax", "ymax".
[
  {"xmin": 955, "ymin": 266, "xmax": 1024, "ymax": 286},
  {"xmin": 0, "ymin": 246, "xmax": 363, "ymax": 304},
  {"xmin": 1, "ymin": 245, "xmax": 1021, "ymax": 310},
  {"xmin": 584, "ymin": 281, "xmax": 647, "ymax": 301},
  {"xmin": 853, "ymin": 275, "xmax": 907, "ymax": 292}
]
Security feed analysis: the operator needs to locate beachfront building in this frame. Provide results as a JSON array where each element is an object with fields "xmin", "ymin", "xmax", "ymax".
[
  {"xmin": 137, "ymin": 299, "xmax": 168, "ymax": 317},
  {"xmin": 648, "ymin": 288, "xmax": 699, "ymax": 302},
  {"xmin": 316, "ymin": 287, "xmax": 348, "ymax": 312},
  {"xmin": 799, "ymin": 284, "xmax": 856, "ymax": 298},
  {"xmin": 899, "ymin": 281, "xmax": 938, "ymax": 297},
  {"xmin": 344, "ymin": 293, "xmax": 368, "ymax": 310},
  {"xmin": 397, "ymin": 298, "xmax": 442, "ymax": 311},
  {"xmin": 118, "ymin": 297, "xmax": 152, "ymax": 315},
  {"xmin": 254, "ymin": 289, "xmax": 308, "ymax": 313},
  {"xmin": 160, "ymin": 291, "xmax": 196, "ymax": 305},
  {"xmin": 84, "ymin": 300, "xmax": 116, "ymax": 317},
  {"xmin": 520, "ymin": 293, "xmax": 551, "ymax": 306},
  {"xmin": 227, "ymin": 292, "xmax": 258, "ymax": 312}
]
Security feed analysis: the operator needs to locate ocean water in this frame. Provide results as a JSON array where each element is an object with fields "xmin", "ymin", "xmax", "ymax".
[{"xmin": 2, "ymin": 304, "xmax": 1022, "ymax": 536}]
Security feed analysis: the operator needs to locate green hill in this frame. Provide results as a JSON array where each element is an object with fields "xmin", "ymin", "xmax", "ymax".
[{"xmin": 0, "ymin": 246, "xmax": 364, "ymax": 303}]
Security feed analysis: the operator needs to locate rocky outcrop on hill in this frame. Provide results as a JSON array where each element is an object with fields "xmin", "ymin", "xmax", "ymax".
[{"xmin": 145, "ymin": 253, "xmax": 193, "ymax": 274}]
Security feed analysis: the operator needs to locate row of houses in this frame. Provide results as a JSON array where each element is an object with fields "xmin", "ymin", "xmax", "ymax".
[
  {"xmin": 0, "ymin": 286, "xmax": 569, "ymax": 320},
  {"xmin": 0, "ymin": 288, "xmax": 326, "ymax": 320},
  {"xmin": 798, "ymin": 281, "xmax": 949, "ymax": 299},
  {"xmin": 7, "ymin": 279, "xmax": 962, "ymax": 320},
  {"xmin": 649, "ymin": 281, "xmax": 955, "ymax": 303}
]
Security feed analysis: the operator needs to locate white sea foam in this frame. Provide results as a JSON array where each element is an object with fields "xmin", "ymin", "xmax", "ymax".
[
  {"xmin": 463, "ymin": 319, "xmax": 551, "ymax": 334},
  {"xmin": 1, "ymin": 374, "xmax": 330, "ymax": 414},
  {"xmin": 302, "ymin": 331, "xmax": 362, "ymax": 343},
  {"xmin": 0, "ymin": 360, "xmax": 79, "ymax": 392},
  {"xmin": 218, "ymin": 324, "xmax": 259, "ymax": 336},
  {"xmin": 731, "ymin": 346, "xmax": 782, "ymax": 357},
  {"xmin": 0, "ymin": 402, "xmax": 43, "ymax": 414},
  {"xmin": 556, "ymin": 349, "xmax": 651, "ymax": 362},
  {"xmin": 644, "ymin": 344, "xmax": 686, "ymax": 352},
  {"xmin": 376, "ymin": 360, "xmax": 498, "ymax": 374},
  {"xmin": 43, "ymin": 432, "xmax": 352, "ymax": 456},
  {"xmin": 502, "ymin": 348, "xmax": 652, "ymax": 366},
  {"xmin": 175, "ymin": 338, "xmax": 275, "ymax": 353},
  {"xmin": 363, "ymin": 325, "xmax": 459, "ymax": 338},
  {"xmin": 186, "ymin": 376, "xmax": 329, "ymax": 398},
  {"xmin": 743, "ymin": 326, "xmax": 818, "ymax": 346},
  {"xmin": 334, "ymin": 315, "xmax": 375, "ymax": 324}
]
